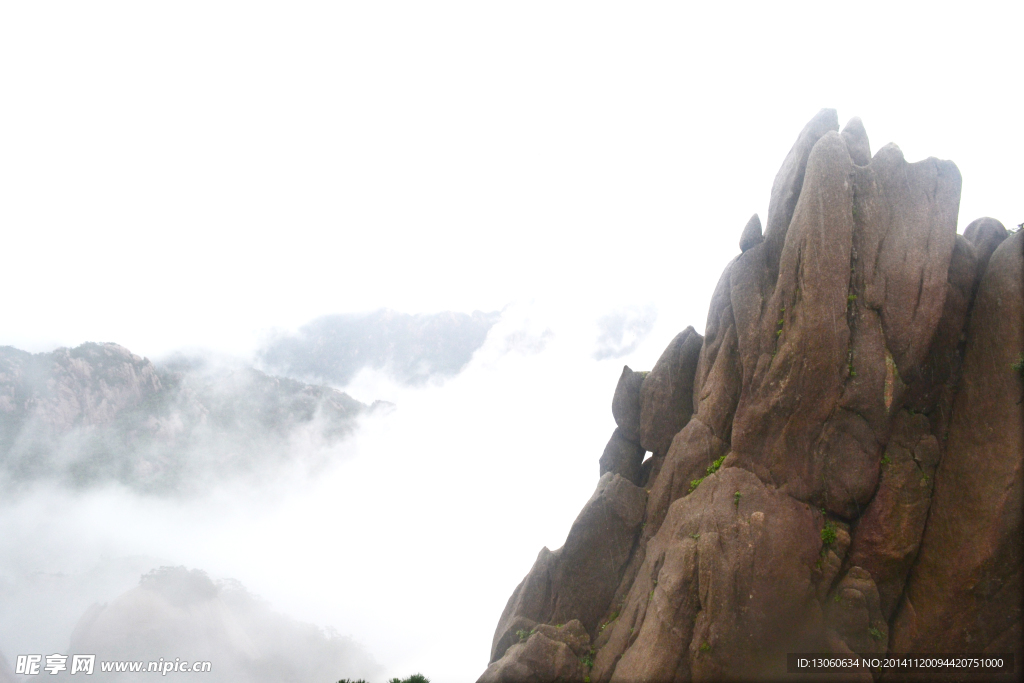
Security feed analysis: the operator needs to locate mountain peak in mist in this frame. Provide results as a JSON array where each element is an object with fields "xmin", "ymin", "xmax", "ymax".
[
  {"xmin": 258, "ymin": 309, "xmax": 501, "ymax": 387},
  {"xmin": 69, "ymin": 566, "xmax": 383, "ymax": 682},
  {"xmin": 0, "ymin": 342, "xmax": 377, "ymax": 494}
]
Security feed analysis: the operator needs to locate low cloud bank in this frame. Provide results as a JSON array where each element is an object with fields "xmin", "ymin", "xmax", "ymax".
[{"xmin": 258, "ymin": 309, "xmax": 501, "ymax": 387}]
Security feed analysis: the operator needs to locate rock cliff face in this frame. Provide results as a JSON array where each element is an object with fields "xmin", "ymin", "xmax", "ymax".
[{"xmin": 479, "ymin": 111, "xmax": 1022, "ymax": 682}]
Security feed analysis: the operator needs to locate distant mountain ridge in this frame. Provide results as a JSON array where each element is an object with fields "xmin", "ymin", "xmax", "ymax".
[
  {"xmin": 62, "ymin": 566, "xmax": 383, "ymax": 683},
  {"xmin": 0, "ymin": 342, "xmax": 380, "ymax": 493},
  {"xmin": 258, "ymin": 308, "xmax": 501, "ymax": 387}
]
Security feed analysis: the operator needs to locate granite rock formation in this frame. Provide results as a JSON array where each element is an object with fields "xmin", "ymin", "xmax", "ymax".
[{"xmin": 480, "ymin": 111, "xmax": 1022, "ymax": 682}]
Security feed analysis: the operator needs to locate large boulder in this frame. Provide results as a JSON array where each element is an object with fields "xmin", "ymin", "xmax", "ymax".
[
  {"xmin": 841, "ymin": 116, "xmax": 871, "ymax": 166},
  {"xmin": 738, "ymin": 213, "xmax": 763, "ymax": 252},
  {"xmin": 598, "ymin": 428, "xmax": 645, "ymax": 485},
  {"xmin": 963, "ymin": 216, "xmax": 1008, "ymax": 276},
  {"xmin": 610, "ymin": 366, "xmax": 644, "ymax": 444},
  {"xmin": 478, "ymin": 621, "xmax": 589, "ymax": 683},
  {"xmin": 489, "ymin": 474, "xmax": 646, "ymax": 662},
  {"xmin": 591, "ymin": 467, "xmax": 825, "ymax": 682},
  {"xmin": 639, "ymin": 327, "xmax": 703, "ymax": 457}
]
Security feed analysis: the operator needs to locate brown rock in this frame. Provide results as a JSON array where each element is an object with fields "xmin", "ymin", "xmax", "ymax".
[
  {"xmin": 726, "ymin": 132, "xmax": 960, "ymax": 518},
  {"xmin": 903, "ymin": 234, "xmax": 978, "ymax": 418},
  {"xmin": 610, "ymin": 366, "xmax": 644, "ymax": 444},
  {"xmin": 489, "ymin": 474, "xmax": 646, "ymax": 661},
  {"xmin": 592, "ymin": 468, "xmax": 825, "ymax": 682},
  {"xmin": 534, "ymin": 619, "xmax": 591, "ymax": 656},
  {"xmin": 598, "ymin": 428, "xmax": 645, "ymax": 485},
  {"xmin": 845, "ymin": 412, "xmax": 940, "ymax": 620},
  {"xmin": 762, "ymin": 108, "xmax": 840, "ymax": 280},
  {"xmin": 814, "ymin": 523, "xmax": 851, "ymax": 603},
  {"xmin": 642, "ymin": 416, "xmax": 729, "ymax": 537},
  {"xmin": 841, "ymin": 116, "xmax": 871, "ymax": 165},
  {"xmin": 963, "ymin": 216, "xmax": 1009, "ymax": 276},
  {"xmin": 738, "ymin": 213, "xmax": 763, "ymax": 252},
  {"xmin": 825, "ymin": 566, "xmax": 888, "ymax": 655},
  {"xmin": 489, "ymin": 615, "xmax": 541, "ymax": 670},
  {"xmin": 478, "ymin": 629, "xmax": 585, "ymax": 683},
  {"xmin": 729, "ymin": 131, "xmax": 863, "ymax": 514},
  {"xmin": 639, "ymin": 327, "xmax": 703, "ymax": 457},
  {"xmin": 892, "ymin": 229, "xmax": 1024, "ymax": 654},
  {"xmin": 853, "ymin": 143, "xmax": 961, "ymax": 383},
  {"xmin": 691, "ymin": 261, "xmax": 743, "ymax": 445}
]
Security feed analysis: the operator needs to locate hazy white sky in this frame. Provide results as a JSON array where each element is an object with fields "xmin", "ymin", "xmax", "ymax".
[
  {"xmin": 1, "ymin": 1, "xmax": 1020, "ymax": 358},
  {"xmin": 0, "ymin": 3, "xmax": 1022, "ymax": 682}
]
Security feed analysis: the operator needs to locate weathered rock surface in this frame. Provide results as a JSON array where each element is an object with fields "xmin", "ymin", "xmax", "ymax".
[
  {"xmin": 596, "ymin": 467, "xmax": 824, "ymax": 682},
  {"xmin": 825, "ymin": 566, "xmax": 888, "ymax": 656},
  {"xmin": 845, "ymin": 412, "xmax": 940, "ymax": 620},
  {"xmin": 611, "ymin": 365, "xmax": 644, "ymax": 444},
  {"xmin": 721, "ymin": 125, "xmax": 962, "ymax": 519},
  {"xmin": 963, "ymin": 216, "xmax": 1009, "ymax": 276},
  {"xmin": 479, "ymin": 621, "xmax": 590, "ymax": 683},
  {"xmin": 891, "ymin": 229, "xmax": 1023, "ymax": 657},
  {"xmin": 639, "ymin": 327, "xmax": 703, "ymax": 457},
  {"xmin": 738, "ymin": 213, "xmax": 763, "ymax": 252},
  {"xmin": 489, "ymin": 473, "xmax": 646, "ymax": 663},
  {"xmin": 482, "ymin": 112, "xmax": 1022, "ymax": 681},
  {"xmin": 599, "ymin": 427, "xmax": 645, "ymax": 484},
  {"xmin": 840, "ymin": 116, "xmax": 871, "ymax": 166}
]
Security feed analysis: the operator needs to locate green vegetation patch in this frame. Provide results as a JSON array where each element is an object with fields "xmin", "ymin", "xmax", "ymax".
[
  {"xmin": 689, "ymin": 454, "xmax": 727, "ymax": 493},
  {"xmin": 515, "ymin": 628, "xmax": 536, "ymax": 642},
  {"xmin": 821, "ymin": 520, "xmax": 837, "ymax": 547}
]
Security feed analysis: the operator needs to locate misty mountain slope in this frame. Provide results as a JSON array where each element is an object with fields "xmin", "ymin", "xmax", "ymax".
[
  {"xmin": 61, "ymin": 566, "xmax": 383, "ymax": 683},
  {"xmin": 479, "ymin": 112, "xmax": 1023, "ymax": 681},
  {"xmin": 258, "ymin": 309, "xmax": 501, "ymax": 387},
  {"xmin": 0, "ymin": 342, "xmax": 380, "ymax": 494}
]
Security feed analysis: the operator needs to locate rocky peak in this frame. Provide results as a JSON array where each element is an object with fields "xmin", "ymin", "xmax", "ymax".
[{"xmin": 479, "ymin": 112, "xmax": 1022, "ymax": 682}]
